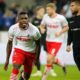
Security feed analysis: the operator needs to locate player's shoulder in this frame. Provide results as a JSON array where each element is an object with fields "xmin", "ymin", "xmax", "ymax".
[
  {"xmin": 57, "ymin": 14, "xmax": 66, "ymax": 19},
  {"xmin": 9, "ymin": 23, "xmax": 19, "ymax": 30},
  {"xmin": 29, "ymin": 23, "xmax": 39, "ymax": 31},
  {"xmin": 57, "ymin": 14, "xmax": 67, "ymax": 22}
]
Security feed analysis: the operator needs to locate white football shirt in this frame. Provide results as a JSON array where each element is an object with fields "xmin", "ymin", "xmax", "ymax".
[
  {"xmin": 8, "ymin": 23, "xmax": 41, "ymax": 53},
  {"xmin": 41, "ymin": 14, "xmax": 68, "ymax": 42}
]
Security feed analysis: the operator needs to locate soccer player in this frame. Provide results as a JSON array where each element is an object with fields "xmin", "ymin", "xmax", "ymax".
[
  {"xmin": 66, "ymin": 0, "xmax": 80, "ymax": 71},
  {"xmin": 31, "ymin": 6, "xmax": 45, "ymax": 76},
  {"xmin": 19, "ymin": 6, "xmax": 45, "ymax": 79},
  {"xmin": 31, "ymin": 6, "xmax": 57, "ymax": 77},
  {"xmin": 39, "ymin": 3, "xmax": 69, "ymax": 80},
  {"xmin": 4, "ymin": 11, "xmax": 41, "ymax": 80}
]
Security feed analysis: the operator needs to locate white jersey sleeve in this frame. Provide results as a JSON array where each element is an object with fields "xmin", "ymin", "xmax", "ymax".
[
  {"xmin": 8, "ymin": 25, "xmax": 14, "ymax": 41},
  {"xmin": 61, "ymin": 16, "xmax": 68, "ymax": 27},
  {"xmin": 33, "ymin": 27, "xmax": 41, "ymax": 40}
]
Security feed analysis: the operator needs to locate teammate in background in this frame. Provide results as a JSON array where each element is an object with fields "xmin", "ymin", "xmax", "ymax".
[
  {"xmin": 4, "ymin": 11, "xmax": 41, "ymax": 80},
  {"xmin": 66, "ymin": 0, "xmax": 80, "ymax": 71},
  {"xmin": 39, "ymin": 3, "xmax": 69, "ymax": 80},
  {"xmin": 32, "ymin": 6, "xmax": 57, "ymax": 77},
  {"xmin": 31, "ymin": 6, "xmax": 45, "ymax": 76}
]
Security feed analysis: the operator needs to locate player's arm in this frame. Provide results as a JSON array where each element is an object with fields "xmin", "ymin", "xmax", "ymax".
[
  {"xmin": 6, "ymin": 40, "xmax": 13, "ymax": 61},
  {"xmin": 4, "ymin": 26, "xmax": 14, "ymax": 71},
  {"xmin": 62, "ymin": 24, "xmax": 69, "ymax": 32},
  {"xmin": 33, "ymin": 28, "xmax": 41, "ymax": 60},
  {"xmin": 66, "ymin": 27, "xmax": 72, "ymax": 52},
  {"xmin": 61, "ymin": 16, "xmax": 69, "ymax": 33},
  {"xmin": 33, "ymin": 28, "xmax": 41, "ymax": 41},
  {"xmin": 4, "ymin": 39, "xmax": 13, "ymax": 71},
  {"xmin": 55, "ymin": 16, "xmax": 69, "ymax": 37},
  {"xmin": 67, "ymin": 28, "xmax": 72, "ymax": 46},
  {"xmin": 4, "ymin": 40, "xmax": 13, "ymax": 70},
  {"xmin": 55, "ymin": 25, "xmax": 69, "ymax": 37},
  {"xmin": 39, "ymin": 15, "xmax": 46, "ymax": 34},
  {"xmin": 39, "ymin": 24, "xmax": 46, "ymax": 34}
]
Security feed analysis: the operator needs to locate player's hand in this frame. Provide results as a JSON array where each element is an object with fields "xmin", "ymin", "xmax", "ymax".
[
  {"xmin": 66, "ymin": 45, "xmax": 71, "ymax": 52},
  {"xmin": 55, "ymin": 31, "xmax": 62, "ymax": 37},
  {"xmin": 41, "ymin": 28, "xmax": 46, "ymax": 34},
  {"xmin": 4, "ymin": 60, "xmax": 9, "ymax": 71}
]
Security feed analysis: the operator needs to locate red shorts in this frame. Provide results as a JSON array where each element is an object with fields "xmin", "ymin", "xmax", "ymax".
[
  {"xmin": 12, "ymin": 48, "xmax": 35, "ymax": 74},
  {"xmin": 46, "ymin": 41, "xmax": 62, "ymax": 56}
]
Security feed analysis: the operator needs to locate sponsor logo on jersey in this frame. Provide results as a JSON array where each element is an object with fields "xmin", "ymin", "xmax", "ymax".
[
  {"xmin": 48, "ymin": 24, "xmax": 58, "ymax": 28},
  {"xmin": 16, "ymin": 36, "xmax": 31, "ymax": 41}
]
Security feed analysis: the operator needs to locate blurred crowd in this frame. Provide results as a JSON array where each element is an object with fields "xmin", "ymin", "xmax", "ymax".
[{"xmin": 0, "ymin": 0, "xmax": 72, "ymax": 31}]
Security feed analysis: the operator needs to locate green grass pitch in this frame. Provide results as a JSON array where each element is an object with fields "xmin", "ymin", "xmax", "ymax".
[{"xmin": 0, "ymin": 64, "xmax": 80, "ymax": 80}]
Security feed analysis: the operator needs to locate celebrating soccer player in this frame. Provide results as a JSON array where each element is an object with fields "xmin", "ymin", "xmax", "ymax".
[{"xmin": 4, "ymin": 11, "xmax": 41, "ymax": 80}]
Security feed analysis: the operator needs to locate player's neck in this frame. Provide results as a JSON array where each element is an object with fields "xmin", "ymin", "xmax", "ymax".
[
  {"xmin": 19, "ymin": 24, "xmax": 29, "ymax": 30},
  {"xmin": 50, "ymin": 12, "xmax": 57, "ymax": 18}
]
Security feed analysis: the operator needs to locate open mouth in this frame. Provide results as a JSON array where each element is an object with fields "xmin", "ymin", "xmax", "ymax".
[
  {"xmin": 21, "ymin": 23, "xmax": 28, "ymax": 29},
  {"xmin": 22, "ymin": 23, "xmax": 27, "ymax": 26},
  {"xmin": 23, "ymin": 23, "xmax": 27, "ymax": 26}
]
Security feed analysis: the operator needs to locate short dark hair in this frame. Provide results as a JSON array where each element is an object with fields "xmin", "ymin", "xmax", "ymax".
[
  {"xmin": 34, "ymin": 6, "xmax": 44, "ymax": 14},
  {"xmin": 18, "ymin": 11, "xmax": 27, "ymax": 16},
  {"xmin": 46, "ymin": 3, "xmax": 56, "ymax": 10},
  {"xmin": 71, "ymin": 0, "xmax": 80, "ymax": 4},
  {"xmin": 16, "ymin": 11, "xmax": 28, "ymax": 21},
  {"xmin": 35, "ymin": 6, "xmax": 44, "ymax": 12}
]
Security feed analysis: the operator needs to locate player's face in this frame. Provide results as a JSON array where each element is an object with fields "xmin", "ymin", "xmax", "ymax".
[
  {"xmin": 18, "ymin": 14, "xmax": 29, "ymax": 29},
  {"xmin": 46, "ymin": 7, "xmax": 55, "ymax": 16},
  {"xmin": 37, "ymin": 8, "xmax": 45, "ymax": 17},
  {"xmin": 70, "ymin": 2, "xmax": 79, "ymax": 14}
]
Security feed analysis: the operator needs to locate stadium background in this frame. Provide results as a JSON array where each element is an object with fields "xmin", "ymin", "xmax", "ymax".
[{"xmin": 0, "ymin": 0, "xmax": 80, "ymax": 80}]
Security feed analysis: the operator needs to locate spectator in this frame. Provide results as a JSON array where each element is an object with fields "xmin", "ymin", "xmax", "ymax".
[
  {"xmin": 23, "ymin": 6, "xmax": 34, "ymax": 18},
  {"xmin": 0, "ymin": 0, "xmax": 6, "ymax": 13},
  {"xmin": 61, "ymin": 1, "xmax": 72, "ymax": 18},
  {"xmin": 35, "ymin": 0, "xmax": 45, "ymax": 6},
  {"xmin": 3, "ymin": 8, "xmax": 16, "ymax": 30},
  {"xmin": 0, "ymin": 11, "xmax": 4, "ymax": 30},
  {"xmin": 50, "ymin": 0, "xmax": 68, "ymax": 13},
  {"xmin": 9, "ymin": 3, "xmax": 21, "ymax": 15}
]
